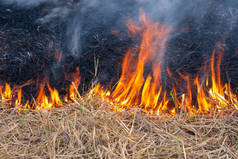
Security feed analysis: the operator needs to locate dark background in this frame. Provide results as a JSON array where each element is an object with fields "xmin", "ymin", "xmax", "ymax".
[{"xmin": 0, "ymin": 0, "xmax": 238, "ymax": 100}]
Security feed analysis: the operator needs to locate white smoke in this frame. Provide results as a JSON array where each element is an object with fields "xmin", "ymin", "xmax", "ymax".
[
  {"xmin": 1, "ymin": 0, "xmax": 237, "ymax": 56},
  {"xmin": 0, "ymin": 0, "xmax": 57, "ymax": 8}
]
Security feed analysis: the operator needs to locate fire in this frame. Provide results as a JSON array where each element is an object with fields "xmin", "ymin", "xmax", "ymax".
[
  {"xmin": 172, "ymin": 49, "xmax": 238, "ymax": 115},
  {"xmin": 93, "ymin": 10, "xmax": 172, "ymax": 115},
  {"xmin": 0, "ymin": 67, "xmax": 81, "ymax": 111},
  {"xmin": 65, "ymin": 67, "xmax": 81, "ymax": 102},
  {"xmin": 92, "ymin": 10, "xmax": 238, "ymax": 116},
  {"xmin": 35, "ymin": 80, "xmax": 63, "ymax": 110},
  {"xmin": 0, "ymin": 9, "xmax": 237, "ymax": 116},
  {"xmin": 0, "ymin": 83, "xmax": 12, "ymax": 104}
]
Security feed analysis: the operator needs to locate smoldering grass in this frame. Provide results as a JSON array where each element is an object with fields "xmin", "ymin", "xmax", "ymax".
[{"xmin": 0, "ymin": 98, "xmax": 238, "ymax": 158}]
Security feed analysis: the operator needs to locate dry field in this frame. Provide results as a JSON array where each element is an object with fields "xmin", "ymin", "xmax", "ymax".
[{"xmin": 0, "ymin": 97, "xmax": 238, "ymax": 159}]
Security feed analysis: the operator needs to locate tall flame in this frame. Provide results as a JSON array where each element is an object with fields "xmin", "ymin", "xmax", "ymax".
[
  {"xmin": 92, "ymin": 10, "xmax": 238, "ymax": 116},
  {"xmin": 173, "ymin": 49, "xmax": 238, "ymax": 115},
  {"xmin": 93, "ymin": 10, "xmax": 172, "ymax": 115},
  {"xmin": 0, "ymin": 10, "xmax": 237, "ymax": 116}
]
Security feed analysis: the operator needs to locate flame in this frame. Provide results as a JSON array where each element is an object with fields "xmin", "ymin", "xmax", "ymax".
[
  {"xmin": 35, "ymin": 81, "xmax": 62, "ymax": 110},
  {"xmin": 1, "ymin": 83, "xmax": 12, "ymax": 104},
  {"xmin": 92, "ymin": 10, "xmax": 238, "ymax": 116},
  {"xmin": 93, "ymin": 9, "xmax": 172, "ymax": 115},
  {"xmin": 65, "ymin": 67, "xmax": 81, "ymax": 102},
  {"xmin": 0, "ymin": 67, "xmax": 81, "ymax": 111},
  {"xmin": 175, "ymin": 49, "xmax": 238, "ymax": 114},
  {"xmin": 35, "ymin": 82, "xmax": 52, "ymax": 110},
  {"xmin": 0, "ymin": 9, "xmax": 237, "ymax": 116}
]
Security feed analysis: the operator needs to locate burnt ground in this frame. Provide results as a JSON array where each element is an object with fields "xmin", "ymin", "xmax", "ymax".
[
  {"xmin": 0, "ymin": 1, "xmax": 134, "ymax": 98},
  {"xmin": 166, "ymin": 1, "xmax": 238, "ymax": 93},
  {"xmin": 0, "ymin": 0, "xmax": 238, "ymax": 100}
]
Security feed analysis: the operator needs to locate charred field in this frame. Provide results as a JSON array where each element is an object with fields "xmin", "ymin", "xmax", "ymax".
[{"xmin": 1, "ymin": 0, "xmax": 238, "ymax": 158}]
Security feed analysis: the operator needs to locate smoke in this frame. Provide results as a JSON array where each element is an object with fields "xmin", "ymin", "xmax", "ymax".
[
  {"xmin": 66, "ymin": 13, "xmax": 81, "ymax": 56},
  {"xmin": 1, "ymin": 0, "xmax": 238, "ymax": 74},
  {"xmin": 0, "ymin": 0, "xmax": 56, "ymax": 8},
  {"xmin": 1, "ymin": 0, "xmax": 238, "ymax": 54}
]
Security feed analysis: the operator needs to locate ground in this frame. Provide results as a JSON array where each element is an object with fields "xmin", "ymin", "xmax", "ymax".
[
  {"xmin": 0, "ymin": 98, "xmax": 238, "ymax": 159},
  {"xmin": 1, "ymin": 2, "xmax": 238, "ymax": 158}
]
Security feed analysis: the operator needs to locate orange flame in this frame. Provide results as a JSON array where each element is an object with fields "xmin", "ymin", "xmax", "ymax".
[
  {"xmin": 0, "ymin": 10, "xmax": 237, "ymax": 116},
  {"xmin": 0, "ymin": 67, "xmax": 81, "ymax": 111},
  {"xmin": 93, "ymin": 9, "xmax": 172, "ymax": 115},
  {"xmin": 92, "ymin": 10, "xmax": 238, "ymax": 116},
  {"xmin": 1, "ymin": 83, "xmax": 12, "ymax": 104},
  {"xmin": 177, "ymin": 49, "xmax": 238, "ymax": 114},
  {"xmin": 65, "ymin": 67, "xmax": 81, "ymax": 102},
  {"xmin": 34, "ymin": 80, "xmax": 63, "ymax": 110}
]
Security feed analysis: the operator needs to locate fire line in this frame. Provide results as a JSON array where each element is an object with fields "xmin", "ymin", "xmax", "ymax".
[
  {"xmin": 92, "ymin": 10, "xmax": 238, "ymax": 116},
  {"xmin": 0, "ymin": 67, "xmax": 81, "ymax": 111},
  {"xmin": 0, "ymin": 10, "xmax": 237, "ymax": 116}
]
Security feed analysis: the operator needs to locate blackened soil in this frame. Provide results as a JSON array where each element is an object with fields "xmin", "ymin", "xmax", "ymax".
[{"xmin": 0, "ymin": 0, "xmax": 238, "ymax": 100}]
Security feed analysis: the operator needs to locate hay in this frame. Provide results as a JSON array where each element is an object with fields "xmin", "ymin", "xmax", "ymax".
[{"xmin": 0, "ymin": 98, "xmax": 238, "ymax": 159}]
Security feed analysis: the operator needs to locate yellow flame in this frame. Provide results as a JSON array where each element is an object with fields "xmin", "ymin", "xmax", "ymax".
[
  {"xmin": 0, "ymin": 68, "xmax": 81, "ymax": 111},
  {"xmin": 92, "ymin": 10, "xmax": 238, "ymax": 116}
]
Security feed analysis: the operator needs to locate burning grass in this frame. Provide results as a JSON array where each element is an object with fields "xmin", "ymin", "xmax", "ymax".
[
  {"xmin": 92, "ymin": 10, "xmax": 238, "ymax": 116},
  {"xmin": 1, "ymin": 6, "xmax": 238, "ymax": 159},
  {"xmin": 1, "ymin": 97, "xmax": 238, "ymax": 159}
]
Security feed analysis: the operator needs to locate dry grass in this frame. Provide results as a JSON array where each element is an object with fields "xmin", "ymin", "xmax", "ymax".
[{"xmin": 0, "ymin": 98, "xmax": 238, "ymax": 159}]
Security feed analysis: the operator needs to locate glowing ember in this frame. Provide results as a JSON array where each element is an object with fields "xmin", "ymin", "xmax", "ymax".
[{"xmin": 92, "ymin": 10, "xmax": 238, "ymax": 116}]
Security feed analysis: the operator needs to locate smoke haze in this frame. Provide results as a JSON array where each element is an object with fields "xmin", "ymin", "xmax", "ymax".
[
  {"xmin": 1, "ymin": 0, "xmax": 238, "ymax": 56},
  {"xmin": 0, "ymin": 0, "xmax": 56, "ymax": 7},
  {"xmin": 1, "ymin": 0, "xmax": 238, "ymax": 87}
]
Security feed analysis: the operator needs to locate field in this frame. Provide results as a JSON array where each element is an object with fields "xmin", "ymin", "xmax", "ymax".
[
  {"xmin": 1, "ymin": 1, "xmax": 238, "ymax": 158},
  {"xmin": 1, "ymin": 97, "xmax": 238, "ymax": 159}
]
